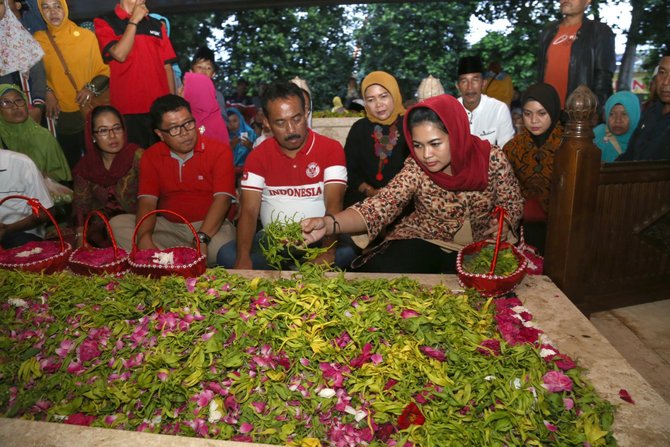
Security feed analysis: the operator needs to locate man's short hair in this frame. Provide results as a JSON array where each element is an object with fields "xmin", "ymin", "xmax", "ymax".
[
  {"xmin": 191, "ymin": 46, "xmax": 217, "ymax": 71},
  {"xmin": 457, "ymin": 56, "xmax": 484, "ymax": 78},
  {"xmin": 150, "ymin": 94, "xmax": 192, "ymax": 129},
  {"xmin": 261, "ymin": 81, "xmax": 306, "ymax": 117}
]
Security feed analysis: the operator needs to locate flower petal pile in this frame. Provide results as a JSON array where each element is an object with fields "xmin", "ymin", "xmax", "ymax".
[{"xmin": 0, "ymin": 269, "xmax": 616, "ymax": 446}]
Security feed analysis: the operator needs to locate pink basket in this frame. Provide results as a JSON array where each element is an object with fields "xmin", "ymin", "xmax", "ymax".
[
  {"xmin": 0, "ymin": 195, "xmax": 72, "ymax": 274},
  {"xmin": 68, "ymin": 210, "xmax": 128, "ymax": 276},
  {"xmin": 456, "ymin": 241, "xmax": 528, "ymax": 297},
  {"xmin": 128, "ymin": 209, "xmax": 206, "ymax": 279}
]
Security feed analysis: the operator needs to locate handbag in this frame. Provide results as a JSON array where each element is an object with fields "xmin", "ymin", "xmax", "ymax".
[{"xmin": 45, "ymin": 32, "xmax": 110, "ymax": 119}]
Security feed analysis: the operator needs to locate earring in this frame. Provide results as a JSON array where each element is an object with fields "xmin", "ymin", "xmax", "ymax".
[{"xmin": 92, "ymin": 139, "xmax": 97, "ymax": 143}]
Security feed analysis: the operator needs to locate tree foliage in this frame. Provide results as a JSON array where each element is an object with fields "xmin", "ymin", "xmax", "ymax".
[
  {"xmin": 354, "ymin": 2, "xmax": 477, "ymax": 99},
  {"xmin": 165, "ymin": 12, "xmax": 229, "ymax": 75},
  {"xmin": 164, "ymin": 1, "xmax": 665, "ymax": 110},
  {"xmin": 219, "ymin": 6, "xmax": 356, "ymax": 109}
]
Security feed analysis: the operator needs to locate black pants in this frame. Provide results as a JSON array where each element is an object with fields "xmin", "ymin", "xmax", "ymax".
[
  {"xmin": 56, "ymin": 129, "xmax": 85, "ymax": 170},
  {"xmin": 354, "ymin": 238, "xmax": 458, "ymax": 274}
]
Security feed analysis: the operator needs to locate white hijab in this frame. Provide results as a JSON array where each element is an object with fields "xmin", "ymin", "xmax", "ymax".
[{"xmin": 0, "ymin": 0, "xmax": 44, "ymax": 76}]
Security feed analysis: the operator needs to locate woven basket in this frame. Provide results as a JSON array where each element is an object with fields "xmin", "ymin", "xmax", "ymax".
[
  {"xmin": 128, "ymin": 209, "xmax": 206, "ymax": 279},
  {"xmin": 68, "ymin": 210, "xmax": 128, "ymax": 276},
  {"xmin": 0, "ymin": 195, "xmax": 72, "ymax": 274},
  {"xmin": 456, "ymin": 241, "xmax": 528, "ymax": 297}
]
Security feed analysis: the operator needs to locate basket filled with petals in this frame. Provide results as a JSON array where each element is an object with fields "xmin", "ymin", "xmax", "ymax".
[
  {"xmin": 68, "ymin": 210, "xmax": 128, "ymax": 276},
  {"xmin": 0, "ymin": 195, "xmax": 72, "ymax": 274},
  {"xmin": 128, "ymin": 209, "xmax": 206, "ymax": 279},
  {"xmin": 456, "ymin": 207, "xmax": 527, "ymax": 297}
]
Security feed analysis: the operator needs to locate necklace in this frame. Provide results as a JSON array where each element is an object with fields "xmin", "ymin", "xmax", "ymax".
[{"xmin": 372, "ymin": 122, "xmax": 399, "ymax": 181}]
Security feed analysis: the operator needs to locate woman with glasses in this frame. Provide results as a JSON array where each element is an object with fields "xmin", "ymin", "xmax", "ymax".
[
  {"xmin": 71, "ymin": 105, "xmax": 141, "ymax": 247},
  {"xmin": 0, "ymin": 84, "xmax": 71, "ymax": 183}
]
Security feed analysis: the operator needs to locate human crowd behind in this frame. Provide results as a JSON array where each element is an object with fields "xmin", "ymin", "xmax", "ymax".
[{"xmin": 1, "ymin": 0, "xmax": 668, "ymax": 273}]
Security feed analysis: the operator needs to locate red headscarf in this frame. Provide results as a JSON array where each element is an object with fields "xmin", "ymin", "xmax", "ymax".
[
  {"xmin": 404, "ymin": 94, "xmax": 490, "ymax": 191},
  {"xmin": 72, "ymin": 108, "xmax": 140, "ymax": 187}
]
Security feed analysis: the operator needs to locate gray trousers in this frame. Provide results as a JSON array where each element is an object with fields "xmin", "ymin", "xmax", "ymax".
[{"xmin": 110, "ymin": 214, "xmax": 235, "ymax": 267}]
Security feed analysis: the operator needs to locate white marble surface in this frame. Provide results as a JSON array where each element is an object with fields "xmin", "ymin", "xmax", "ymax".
[{"xmin": 1, "ymin": 273, "xmax": 669, "ymax": 446}]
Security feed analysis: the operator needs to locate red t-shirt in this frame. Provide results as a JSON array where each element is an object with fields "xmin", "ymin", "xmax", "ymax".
[
  {"xmin": 138, "ymin": 135, "xmax": 235, "ymax": 223},
  {"xmin": 94, "ymin": 5, "xmax": 177, "ymax": 114},
  {"xmin": 543, "ymin": 23, "xmax": 581, "ymax": 108},
  {"xmin": 241, "ymin": 130, "xmax": 347, "ymax": 227}
]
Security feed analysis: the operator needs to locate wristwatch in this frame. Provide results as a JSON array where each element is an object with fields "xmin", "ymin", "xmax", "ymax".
[{"xmin": 195, "ymin": 231, "xmax": 211, "ymax": 244}]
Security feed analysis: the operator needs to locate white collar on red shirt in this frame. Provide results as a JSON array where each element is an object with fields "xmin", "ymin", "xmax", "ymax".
[{"xmin": 271, "ymin": 129, "xmax": 316, "ymax": 158}]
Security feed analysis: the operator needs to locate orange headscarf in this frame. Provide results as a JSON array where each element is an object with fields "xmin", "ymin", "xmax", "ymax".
[
  {"xmin": 360, "ymin": 71, "xmax": 405, "ymax": 126},
  {"xmin": 33, "ymin": 0, "xmax": 109, "ymax": 112}
]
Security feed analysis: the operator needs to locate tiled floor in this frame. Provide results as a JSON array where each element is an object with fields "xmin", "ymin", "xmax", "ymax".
[{"xmin": 590, "ymin": 300, "xmax": 670, "ymax": 404}]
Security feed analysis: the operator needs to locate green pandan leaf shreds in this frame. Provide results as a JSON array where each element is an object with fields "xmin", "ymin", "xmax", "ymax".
[{"xmin": 463, "ymin": 246, "xmax": 519, "ymax": 276}]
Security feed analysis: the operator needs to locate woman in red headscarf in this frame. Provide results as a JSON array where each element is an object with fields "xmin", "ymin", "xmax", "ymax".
[
  {"xmin": 301, "ymin": 94, "xmax": 523, "ymax": 273},
  {"xmin": 72, "ymin": 105, "xmax": 142, "ymax": 247}
]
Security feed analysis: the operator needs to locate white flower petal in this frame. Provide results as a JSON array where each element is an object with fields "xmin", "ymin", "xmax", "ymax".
[
  {"xmin": 513, "ymin": 378, "xmax": 522, "ymax": 389},
  {"xmin": 8, "ymin": 298, "xmax": 28, "ymax": 308},
  {"xmin": 484, "ymin": 375, "xmax": 496, "ymax": 381},
  {"xmin": 539, "ymin": 348, "xmax": 557, "ymax": 358},
  {"xmin": 354, "ymin": 409, "xmax": 367, "ymax": 422},
  {"xmin": 318, "ymin": 388, "xmax": 336, "ymax": 398},
  {"xmin": 208, "ymin": 400, "xmax": 222, "ymax": 423},
  {"xmin": 344, "ymin": 405, "xmax": 357, "ymax": 415}
]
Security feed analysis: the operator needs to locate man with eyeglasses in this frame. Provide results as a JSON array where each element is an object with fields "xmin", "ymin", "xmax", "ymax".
[
  {"xmin": 455, "ymin": 56, "xmax": 514, "ymax": 148},
  {"xmin": 110, "ymin": 94, "xmax": 236, "ymax": 266}
]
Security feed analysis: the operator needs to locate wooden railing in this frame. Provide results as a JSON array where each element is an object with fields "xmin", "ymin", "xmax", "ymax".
[{"xmin": 544, "ymin": 86, "xmax": 670, "ymax": 315}]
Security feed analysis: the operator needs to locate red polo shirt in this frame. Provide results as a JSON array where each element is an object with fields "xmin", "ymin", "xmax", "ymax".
[
  {"xmin": 138, "ymin": 135, "xmax": 235, "ymax": 223},
  {"xmin": 94, "ymin": 5, "xmax": 177, "ymax": 114}
]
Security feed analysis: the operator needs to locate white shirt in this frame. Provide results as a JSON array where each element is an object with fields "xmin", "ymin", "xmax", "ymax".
[
  {"xmin": 458, "ymin": 94, "xmax": 515, "ymax": 148},
  {"xmin": 0, "ymin": 151, "xmax": 54, "ymax": 238}
]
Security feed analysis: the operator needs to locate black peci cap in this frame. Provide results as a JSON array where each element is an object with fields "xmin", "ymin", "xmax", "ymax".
[{"xmin": 457, "ymin": 56, "xmax": 484, "ymax": 77}]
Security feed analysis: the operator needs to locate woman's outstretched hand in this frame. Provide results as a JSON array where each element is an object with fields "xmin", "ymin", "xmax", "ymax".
[{"xmin": 301, "ymin": 217, "xmax": 328, "ymax": 244}]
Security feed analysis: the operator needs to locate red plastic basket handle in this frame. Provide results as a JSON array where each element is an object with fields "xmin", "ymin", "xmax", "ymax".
[
  {"xmin": 82, "ymin": 210, "xmax": 121, "ymax": 259},
  {"xmin": 0, "ymin": 194, "xmax": 65, "ymax": 252},
  {"xmin": 489, "ymin": 206, "xmax": 508, "ymax": 275},
  {"xmin": 131, "ymin": 209, "xmax": 201, "ymax": 254}
]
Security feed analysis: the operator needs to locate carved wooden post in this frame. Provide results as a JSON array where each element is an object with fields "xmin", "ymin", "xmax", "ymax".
[{"xmin": 544, "ymin": 85, "xmax": 601, "ymax": 311}]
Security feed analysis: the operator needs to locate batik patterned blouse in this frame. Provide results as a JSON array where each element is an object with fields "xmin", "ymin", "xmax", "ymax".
[
  {"xmin": 73, "ymin": 148, "xmax": 141, "ymax": 227},
  {"xmin": 502, "ymin": 124, "xmax": 563, "ymax": 213},
  {"xmin": 351, "ymin": 146, "xmax": 523, "ymax": 245}
]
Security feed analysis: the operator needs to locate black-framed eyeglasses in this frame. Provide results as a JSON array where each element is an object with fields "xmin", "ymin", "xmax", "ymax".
[
  {"xmin": 0, "ymin": 98, "xmax": 27, "ymax": 109},
  {"xmin": 93, "ymin": 124, "xmax": 124, "ymax": 137},
  {"xmin": 158, "ymin": 119, "xmax": 197, "ymax": 137}
]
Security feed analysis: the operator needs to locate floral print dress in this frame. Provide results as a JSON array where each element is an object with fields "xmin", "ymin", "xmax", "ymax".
[{"xmin": 350, "ymin": 146, "xmax": 523, "ymax": 247}]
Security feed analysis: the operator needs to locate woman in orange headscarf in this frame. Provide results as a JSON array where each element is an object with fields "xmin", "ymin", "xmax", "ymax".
[
  {"xmin": 34, "ymin": 0, "xmax": 109, "ymax": 169},
  {"xmin": 343, "ymin": 71, "xmax": 409, "ymax": 206}
]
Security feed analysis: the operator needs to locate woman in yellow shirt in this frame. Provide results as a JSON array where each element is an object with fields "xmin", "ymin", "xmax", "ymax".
[{"xmin": 34, "ymin": 0, "xmax": 109, "ymax": 169}]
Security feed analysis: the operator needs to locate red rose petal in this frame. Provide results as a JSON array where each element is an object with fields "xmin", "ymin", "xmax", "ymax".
[{"xmin": 619, "ymin": 388, "xmax": 635, "ymax": 404}]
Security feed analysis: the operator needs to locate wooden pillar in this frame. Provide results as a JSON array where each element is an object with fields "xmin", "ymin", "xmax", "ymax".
[{"xmin": 544, "ymin": 85, "xmax": 601, "ymax": 310}]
